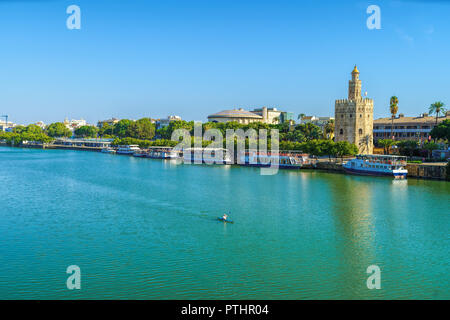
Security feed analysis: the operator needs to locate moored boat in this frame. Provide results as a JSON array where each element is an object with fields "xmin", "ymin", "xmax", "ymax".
[
  {"xmin": 182, "ymin": 148, "xmax": 232, "ymax": 165},
  {"xmin": 117, "ymin": 145, "xmax": 141, "ymax": 155},
  {"xmin": 101, "ymin": 147, "xmax": 116, "ymax": 154},
  {"xmin": 238, "ymin": 151, "xmax": 306, "ymax": 169},
  {"xmin": 146, "ymin": 147, "xmax": 178, "ymax": 159},
  {"xmin": 343, "ymin": 154, "xmax": 408, "ymax": 179}
]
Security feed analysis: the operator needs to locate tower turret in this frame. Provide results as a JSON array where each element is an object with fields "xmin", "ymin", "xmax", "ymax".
[{"xmin": 348, "ymin": 65, "xmax": 362, "ymax": 100}]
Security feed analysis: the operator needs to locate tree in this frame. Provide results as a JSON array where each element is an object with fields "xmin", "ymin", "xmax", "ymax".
[
  {"xmin": 333, "ymin": 141, "xmax": 358, "ymax": 160},
  {"xmin": 324, "ymin": 119, "xmax": 335, "ymax": 140},
  {"xmin": 74, "ymin": 125, "xmax": 99, "ymax": 138},
  {"xmin": 99, "ymin": 123, "xmax": 114, "ymax": 137},
  {"xmin": 389, "ymin": 96, "xmax": 399, "ymax": 140},
  {"xmin": 126, "ymin": 118, "xmax": 156, "ymax": 140},
  {"xmin": 429, "ymin": 101, "xmax": 446, "ymax": 126},
  {"xmin": 296, "ymin": 122, "xmax": 322, "ymax": 141},
  {"xmin": 297, "ymin": 113, "xmax": 306, "ymax": 122},
  {"xmin": 396, "ymin": 140, "xmax": 419, "ymax": 157},
  {"xmin": 430, "ymin": 119, "xmax": 450, "ymax": 142},
  {"xmin": 25, "ymin": 124, "xmax": 43, "ymax": 134},
  {"xmin": 378, "ymin": 139, "xmax": 396, "ymax": 155},
  {"xmin": 422, "ymin": 142, "xmax": 439, "ymax": 159},
  {"xmin": 46, "ymin": 122, "xmax": 72, "ymax": 138},
  {"xmin": 113, "ymin": 119, "xmax": 133, "ymax": 138}
]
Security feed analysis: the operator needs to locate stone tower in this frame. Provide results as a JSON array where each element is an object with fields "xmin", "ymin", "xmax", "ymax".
[{"xmin": 335, "ymin": 66, "xmax": 374, "ymax": 154}]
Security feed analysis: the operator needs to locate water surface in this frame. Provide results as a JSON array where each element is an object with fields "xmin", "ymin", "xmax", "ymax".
[{"xmin": 0, "ymin": 147, "xmax": 448, "ymax": 299}]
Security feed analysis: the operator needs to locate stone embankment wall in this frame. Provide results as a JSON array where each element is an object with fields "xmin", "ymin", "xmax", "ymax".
[{"xmin": 406, "ymin": 163, "xmax": 448, "ymax": 180}]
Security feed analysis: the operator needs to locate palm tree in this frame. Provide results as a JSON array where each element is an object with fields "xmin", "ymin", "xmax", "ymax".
[
  {"xmin": 389, "ymin": 96, "xmax": 399, "ymax": 140},
  {"xmin": 324, "ymin": 119, "xmax": 335, "ymax": 140},
  {"xmin": 429, "ymin": 101, "xmax": 446, "ymax": 125},
  {"xmin": 297, "ymin": 113, "xmax": 306, "ymax": 123}
]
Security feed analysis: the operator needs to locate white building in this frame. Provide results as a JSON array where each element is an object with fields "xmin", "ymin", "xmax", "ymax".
[
  {"xmin": 64, "ymin": 118, "xmax": 87, "ymax": 130},
  {"xmin": 157, "ymin": 115, "xmax": 182, "ymax": 128},
  {"xmin": 0, "ymin": 120, "xmax": 16, "ymax": 132},
  {"xmin": 300, "ymin": 116, "xmax": 334, "ymax": 130}
]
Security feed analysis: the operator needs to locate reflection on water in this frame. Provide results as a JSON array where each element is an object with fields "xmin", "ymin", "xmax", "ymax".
[{"xmin": 0, "ymin": 147, "xmax": 448, "ymax": 299}]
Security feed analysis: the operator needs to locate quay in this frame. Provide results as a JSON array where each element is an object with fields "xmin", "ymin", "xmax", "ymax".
[{"xmin": 0, "ymin": 142, "xmax": 448, "ymax": 180}]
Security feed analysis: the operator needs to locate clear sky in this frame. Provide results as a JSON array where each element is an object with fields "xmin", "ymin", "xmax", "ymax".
[{"xmin": 0, "ymin": 0, "xmax": 449, "ymax": 125}]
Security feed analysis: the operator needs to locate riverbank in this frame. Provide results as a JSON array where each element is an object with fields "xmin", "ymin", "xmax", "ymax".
[{"xmin": 1, "ymin": 144, "xmax": 448, "ymax": 181}]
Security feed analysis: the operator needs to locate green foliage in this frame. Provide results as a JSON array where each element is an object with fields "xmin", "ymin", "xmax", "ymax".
[
  {"xmin": 429, "ymin": 101, "xmax": 446, "ymax": 123},
  {"xmin": 113, "ymin": 119, "xmax": 133, "ymax": 138},
  {"xmin": 74, "ymin": 125, "xmax": 99, "ymax": 138},
  {"xmin": 126, "ymin": 118, "xmax": 156, "ymax": 140},
  {"xmin": 0, "ymin": 131, "xmax": 53, "ymax": 145},
  {"xmin": 378, "ymin": 139, "xmax": 396, "ymax": 155},
  {"xmin": 430, "ymin": 119, "xmax": 450, "ymax": 142},
  {"xmin": 112, "ymin": 137, "xmax": 178, "ymax": 149},
  {"xmin": 333, "ymin": 141, "xmax": 359, "ymax": 158},
  {"xmin": 295, "ymin": 123, "xmax": 322, "ymax": 141},
  {"xmin": 46, "ymin": 122, "xmax": 72, "ymax": 138},
  {"xmin": 396, "ymin": 140, "xmax": 419, "ymax": 157},
  {"xmin": 98, "ymin": 123, "xmax": 114, "ymax": 137}
]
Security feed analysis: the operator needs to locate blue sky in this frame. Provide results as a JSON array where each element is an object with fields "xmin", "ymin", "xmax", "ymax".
[{"xmin": 0, "ymin": 0, "xmax": 449, "ymax": 124}]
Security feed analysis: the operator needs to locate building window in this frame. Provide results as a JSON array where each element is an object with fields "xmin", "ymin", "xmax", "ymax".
[
  {"xmin": 359, "ymin": 129, "xmax": 363, "ymax": 135},
  {"xmin": 341, "ymin": 115, "xmax": 344, "ymax": 118},
  {"xmin": 360, "ymin": 114, "xmax": 362, "ymax": 118},
  {"xmin": 350, "ymin": 114, "xmax": 352, "ymax": 118},
  {"xmin": 340, "ymin": 129, "xmax": 343, "ymax": 135}
]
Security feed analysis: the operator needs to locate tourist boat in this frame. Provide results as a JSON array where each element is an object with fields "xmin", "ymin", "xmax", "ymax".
[
  {"xmin": 343, "ymin": 154, "xmax": 408, "ymax": 179},
  {"xmin": 146, "ymin": 147, "xmax": 178, "ymax": 160},
  {"xmin": 182, "ymin": 148, "xmax": 232, "ymax": 165},
  {"xmin": 238, "ymin": 151, "xmax": 305, "ymax": 169},
  {"xmin": 133, "ymin": 150, "xmax": 148, "ymax": 157},
  {"xmin": 116, "ymin": 145, "xmax": 141, "ymax": 155},
  {"xmin": 101, "ymin": 147, "xmax": 116, "ymax": 154}
]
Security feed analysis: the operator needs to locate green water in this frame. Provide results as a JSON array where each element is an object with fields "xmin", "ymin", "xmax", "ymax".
[{"xmin": 0, "ymin": 147, "xmax": 448, "ymax": 299}]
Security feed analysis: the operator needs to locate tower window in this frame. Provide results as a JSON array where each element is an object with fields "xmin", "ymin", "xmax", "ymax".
[
  {"xmin": 359, "ymin": 129, "xmax": 363, "ymax": 135},
  {"xmin": 340, "ymin": 129, "xmax": 343, "ymax": 135},
  {"xmin": 350, "ymin": 114, "xmax": 352, "ymax": 118},
  {"xmin": 360, "ymin": 114, "xmax": 362, "ymax": 118}
]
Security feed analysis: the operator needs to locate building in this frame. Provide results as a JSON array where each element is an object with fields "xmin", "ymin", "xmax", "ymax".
[
  {"xmin": 35, "ymin": 121, "xmax": 46, "ymax": 129},
  {"xmin": 208, "ymin": 108, "xmax": 263, "ymax": 124},
  {"xmin": 156, "ymin": 115, "xmax": 182, "ymax": 129},
  {"xmin": 279, "ymin": 111, "xmax": 295, "ymax": 124},
  {"xmin": 97, "ymin": 118, "xmax": 120, "ymax": 128},
  {"xmin": 335, "ymin": 66, "xmax": 374, "ymax": 154},
  {"xmin": 373, "ymin": 111, "xmax": 450, "ymax": 142},
  {"xmin": 208, "ymin": 107, "xmax": 287, "ymax": 124},
  {"xmin": 64, "ymin": 118, "xmax": 87, "ymax": 130},
  {"xmin": 0, "ymin": 120, "xmax": 16, "ymax": 132},
  {"xmin": 300, "ymin": 116, "xmax": 334, "ymax": 131},
  {"xmin": 250, "ymin": 107, "xmax": 281, "ymax": 124}
]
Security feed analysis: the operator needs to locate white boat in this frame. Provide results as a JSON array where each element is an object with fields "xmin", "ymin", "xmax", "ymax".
[
  {"xmin": 101, "ymin": 147, "xmax": 116, "ymax": 154},
  {"xmin": 343, "ymin": 154, "xmax": 408, "ymax": 179},
  {"xmin": 239, "ymin": 151, "xmax": 306, "ymax": 169},
  {"xmin": 117, "ymin": 145, "xmax": 141, "ymax": 155},
  {"xmin": 146, "ymin": 147, "xmax": 178, "ymax": 159},
  {"xmin": 182, "ymin": 148, "xmax": 232, "ymax": 165}
]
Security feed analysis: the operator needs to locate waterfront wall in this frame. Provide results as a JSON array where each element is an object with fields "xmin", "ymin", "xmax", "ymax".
[{"xmin": 406, "ymin": 163, "xmax": 448, "ymax": 180}]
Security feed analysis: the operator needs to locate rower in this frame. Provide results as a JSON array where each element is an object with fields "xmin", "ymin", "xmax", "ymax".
[{"xmin": 222, "ymin": 214, "xmax": 228, "ymax": 221}]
